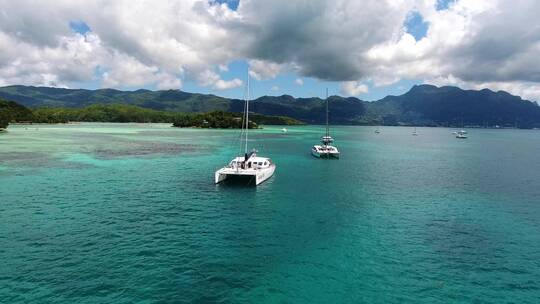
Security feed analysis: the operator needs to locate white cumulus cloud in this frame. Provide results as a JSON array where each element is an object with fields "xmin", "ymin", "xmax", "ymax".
[
  {"xmin": 248, "ymin": 59, "xmax": 285, "ymax": 81},
  {"xmin": 340, "ymin": 81, "xmax": 369, "ymax": 96},
  {"xmin": 1, "ymin": 0, "xmax": 540, "ymax": 101},
  {"xmin": 214, "ymin": 78, "xmax": 243, "ymax": 90},
  {"xmin": 197, "ymin": 69, "xmax": 242, "ymax": 90}
]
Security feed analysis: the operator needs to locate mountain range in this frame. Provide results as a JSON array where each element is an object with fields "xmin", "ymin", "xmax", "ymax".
[{"xmin": 1, "ymin": 84, "xmax": 540, "ymax": 128}]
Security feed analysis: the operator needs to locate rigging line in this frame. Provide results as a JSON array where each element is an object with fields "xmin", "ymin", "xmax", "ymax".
[
  {"xmin": 228, "ymin": 88, "xmax": 246, "ymax": 153},
  {"xmin": 239, "ymin": 95, "xmax": 246, "ymax": 154},
  {"xmin": 237, "ymin": 74, "xmax": 249, "ymax": 157},
  {"xmin": 229, "ymin": 94, "xmax": 246, "ymax": 158},
  {"xmin": 245, "ymin": 68, "xmax": 250, "ymax": 154}
]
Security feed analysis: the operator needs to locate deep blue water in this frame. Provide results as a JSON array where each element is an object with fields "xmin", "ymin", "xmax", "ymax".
[{"xmin": 1, "ymin": 124, "xmax": 539, "ymax": 303}]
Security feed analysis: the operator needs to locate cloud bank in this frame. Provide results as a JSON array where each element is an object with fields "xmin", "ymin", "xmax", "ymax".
[{"xmin": 1, "ymin": 0, "xmax": 540, "ymax": 100}]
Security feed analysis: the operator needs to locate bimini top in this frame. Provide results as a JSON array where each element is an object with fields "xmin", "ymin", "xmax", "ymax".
[
  {"xmin": 321, "ymin": 136, "xmax": 334, "ymax": 144},
  {"xmin": 227, "ymin": 153, "xmax": 273, "ymax": 170}
]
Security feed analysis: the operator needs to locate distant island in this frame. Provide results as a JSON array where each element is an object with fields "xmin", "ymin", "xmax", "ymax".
[
  {"xmin": 1, "ymin": 84, "xmax": 540, "ymax": 128},
  {"xmin": 0, "ymin": 99, "xmax": 303, "ymax": 129}
]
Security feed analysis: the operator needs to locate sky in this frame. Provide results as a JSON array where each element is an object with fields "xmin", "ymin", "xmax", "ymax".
[{"xmin": 1, "ymin": 0, "xmax": 540, "ymax": 101}]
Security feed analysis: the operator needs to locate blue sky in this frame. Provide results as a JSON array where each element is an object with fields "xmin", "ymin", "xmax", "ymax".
[
  {"xmin": 5, "ymin": 0, "xmax": 540, "ymax": 101},
  {"xmin": 186, "ymin": 0, "xmax": 432, "ymax": 100},
  {"xmin": 69, "ymin": 5, "xmax": 426, "ymax": 100},
  {"xmin": 182, "ymin": 0, "xmax": 432, "ymax": 100},
  {"xmin": 65, "ymin": 0, "xmax": 432, "ymax": 101}
]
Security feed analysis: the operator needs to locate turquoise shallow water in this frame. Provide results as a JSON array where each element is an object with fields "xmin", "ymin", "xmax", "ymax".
[{"xmin": 1, "ymin": 123, "xmax": 539, "ymax": 303}]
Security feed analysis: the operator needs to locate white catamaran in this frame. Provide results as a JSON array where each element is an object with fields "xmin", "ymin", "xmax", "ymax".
[
  {"xmin": 312, "ymin": 90, "xmax": 340, "ymax": 158},
  {"xmin": 456, "ymin": 130, "xmax": 468, "ymax": 139},
  {"xmin": 215, "ymin": 72, "xmax": 276, "ymax": 186}
]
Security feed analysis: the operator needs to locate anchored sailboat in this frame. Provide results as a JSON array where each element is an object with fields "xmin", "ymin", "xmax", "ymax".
[
  {"xmin": 215, "ymin": 71, "xmax": 276, "ymax": 185},
  {"xmin": 454, "ymin": 117, "xmax": 468, "ymax": 139},
  {"xmin": 456, "ymin": 130, "xmax": 468, "ymax": 139},
  {"xmin": 312, "ymin": 89, "xmax": 340, "ymax": 158}
]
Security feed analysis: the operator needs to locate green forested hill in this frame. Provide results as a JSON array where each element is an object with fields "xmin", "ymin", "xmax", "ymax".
[
  {"xmin": 370, "ymin": 85, "xmax": 540, "ymax": 128},
  {"xmin": 0, "ymin": 86, "xmax": 230, "ymax": 112},
  {"xmin": 2, "ymin": 84, "xmax": 540, "ymax": 128},
  {"xmin": 0, "ymin": 98, "xmax": 35, "ymax": 128}
]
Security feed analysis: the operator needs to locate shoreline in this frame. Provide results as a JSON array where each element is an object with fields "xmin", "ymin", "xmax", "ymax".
[{"xmin": 6, "ymin": 122, "xmax": 538, "ymax": 130}]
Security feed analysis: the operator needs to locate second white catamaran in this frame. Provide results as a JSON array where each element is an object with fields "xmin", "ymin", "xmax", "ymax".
[
  {"xmin": 312, "ymin": 90, "xmax": 340, "ymax": 159},
  {"xmin": 215, "ymin": 71, "xmax": 276, "ymax": 186}
]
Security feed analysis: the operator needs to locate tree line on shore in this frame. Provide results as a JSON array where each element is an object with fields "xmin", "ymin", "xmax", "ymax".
[{"xmin": 0, "ymin": 99, "xmax": 304, "ymax": 129}]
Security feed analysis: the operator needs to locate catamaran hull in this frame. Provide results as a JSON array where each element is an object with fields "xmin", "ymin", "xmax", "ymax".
[
  {"xmin": 215, "ymin": 165, "xmax": 276, "ymax": 186},
  {"xmin": 311, "ymin": 150, "xmax": 340, "ymax": 159}
]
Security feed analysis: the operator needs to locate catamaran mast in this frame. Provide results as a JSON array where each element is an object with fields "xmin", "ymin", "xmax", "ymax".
[
  {"xmin": 326, "ymin": 88, "xmax": 329, "ymax": 138},
  {"xmin": 245, "ymin": 69, "xmax": 250, "ymax": 154}
]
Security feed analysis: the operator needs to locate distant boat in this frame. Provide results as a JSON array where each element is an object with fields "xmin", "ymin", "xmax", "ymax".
[
  {"xmin": 412, "ymin": 126, "xmax": 418, "ymax": 136},
  {"xmin": 455, "ymin": 117, "xmax": 468, "ymax": 137},
  {"xmin": 312, "ymin": 89, "xmax": 340, "ymax": 159},
  {"xmin": 375, "ymin": 128, "xmax": 380, "ymax": 134},
  {"xmin": 215, "ymin": 71, "xmax": 276, "ymax": 186},
  {"xmin": 281, "ymin": 128, "xmax": 287, "ymax": 133},
  {"xmin": 456, "ymin": 130, "xmax": 468, "ymax": 139}
]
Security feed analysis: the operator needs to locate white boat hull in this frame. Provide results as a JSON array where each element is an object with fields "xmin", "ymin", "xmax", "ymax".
[
  {"xmin": 311, "ymin": 149, "xmax": 340, "ymax": 158},
  {"xmin": 215, "ymin": 164, "xmax": 275, "ymax": 185},
  {"xmin": 311, "ymin": 145, "xmax": 340, "ymax": 159},
  {"xmin": 311, "ymin": 151, "xmax": 340, "ymax": 158}
]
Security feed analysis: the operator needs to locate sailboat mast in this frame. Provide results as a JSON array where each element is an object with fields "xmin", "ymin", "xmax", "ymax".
[
  {"xmin": 326, "ymin": 88, "xmax": 329, "ymax": 138},
  {"xmin": 245, "ymin": 69, "xmax": 250, "ymax": 154}
]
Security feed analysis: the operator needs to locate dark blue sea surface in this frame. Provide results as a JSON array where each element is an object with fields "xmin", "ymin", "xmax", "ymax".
[{"xmin": 1, "ymin": 123, "xmax": 539, "ymax": 303}]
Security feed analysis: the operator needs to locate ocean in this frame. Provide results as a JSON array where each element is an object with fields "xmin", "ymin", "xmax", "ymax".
[{"xmin": 1, "ymin": 123, "xmax": 539, "ymax": 303}]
